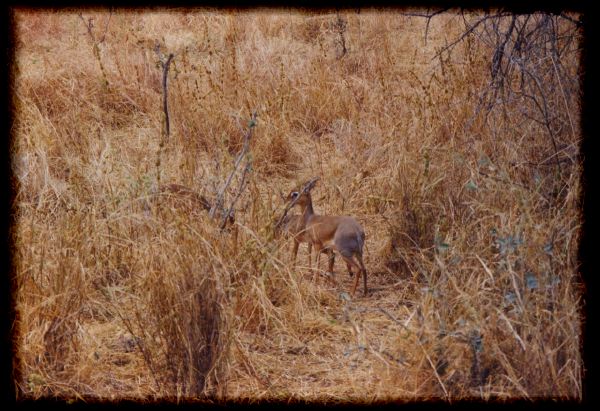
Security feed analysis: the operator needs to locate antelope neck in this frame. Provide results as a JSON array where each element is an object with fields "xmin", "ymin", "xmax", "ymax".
[{"xmin": 301, "ymin": 195, "xmax": 315, "ymax": 224}]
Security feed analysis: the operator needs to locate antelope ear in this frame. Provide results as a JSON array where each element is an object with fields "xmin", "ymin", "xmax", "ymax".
[{"xmin": 304, "ymin": 176, "xmax": 320, "ymax": 192}]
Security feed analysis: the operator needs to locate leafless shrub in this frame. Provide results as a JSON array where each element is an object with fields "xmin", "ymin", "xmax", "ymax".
[{"xmin": 433, "ymin": 11, "xmax": 581, "ymax": 195}]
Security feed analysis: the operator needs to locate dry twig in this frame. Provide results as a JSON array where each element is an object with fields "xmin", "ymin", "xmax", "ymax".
[{"xmin": 210, "ymin": 111, "xmax": 258, "ymax": 222}]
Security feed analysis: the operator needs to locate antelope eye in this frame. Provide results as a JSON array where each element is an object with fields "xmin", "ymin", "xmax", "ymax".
[{"xmin": 291, "ymin": 192, "xmax": 299, "ymax": 199}]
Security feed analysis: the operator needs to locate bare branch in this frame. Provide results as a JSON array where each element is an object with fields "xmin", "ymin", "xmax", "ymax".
[
  {"xmin": 400, "ymin": 8, "xmax": 450, "ymax": 44},
  {"xmin": 557, "ymin": 12, "xmax": 582, "ymax": 27},
  {"xmin": 220, "ymin": 161, "xmax": 251, "ymax": 230},
  {"xmin": 399, "ymin": 8, "xmax": 450, "ymax": 19},
  {"xmin": 491, "ymin": 16, "xmax": 516, "ymax": 80},
  {"xmin": 78, "ymin": 13, "xmax": 95, "ymax": 42},
  {"xmin": 432, "ymin": 12, "xmax": 513, "ymax": 61},
  {"xmin": 210, "ymin": 111, "xmax": 257, "ymax": 220},
  {"xmin": 152, "ymin": 45, "xmax": 175, "ymax": 187},
  {"xmin": 159, "ymin": 52, "xmax": 175, "ymax": 139},
  {"xmin": 78, "ymin": 12, "xmax": 112, "ymax": 45},
  {"xmin": 99, "ymin": 10, "xmax": 113, "ymax": 44}
]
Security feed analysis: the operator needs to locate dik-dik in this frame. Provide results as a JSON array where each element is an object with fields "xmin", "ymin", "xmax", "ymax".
[{"xmin": 287, "ymin": 187, "xmax": 368, "ymax": 297}]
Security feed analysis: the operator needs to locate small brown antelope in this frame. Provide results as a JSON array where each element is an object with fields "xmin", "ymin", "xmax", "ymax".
[{"xmin": 286, "ymin": 181, "xmax": 368, "ymax": 297}]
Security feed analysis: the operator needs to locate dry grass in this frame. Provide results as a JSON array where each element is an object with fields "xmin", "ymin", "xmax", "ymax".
[{"xmin": 11, "ymin": 9, "xmax": 583, "ymax": 402}]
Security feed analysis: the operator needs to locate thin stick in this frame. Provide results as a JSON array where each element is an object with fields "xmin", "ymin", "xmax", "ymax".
[
  {"xmin": 433, "ymin": 12, "xmax": 512, "ymax": 61},
  {"xmin": 156, "ymin": 50, "xmax": 175, "ymax": 140},
  {"xmin": 220, "ymin": 160, "xmax": 251, "ymax": 230},
  {"xmin": 153, "ymin": 46, "xmax": 174, "ymax": 186},
  {"xmin": 400, "ymin": 8, "xmax": 450, "ymax": 45},
  {"xmin": 550, "ymin": 54, "xmax": 576, "ymax": 141},
  {"xmin": 99, "ymin": 10, "xmax": 113, "ymax": 43}
]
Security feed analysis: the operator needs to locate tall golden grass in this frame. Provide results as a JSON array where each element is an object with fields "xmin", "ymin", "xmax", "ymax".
[{"xmin": 11, "ymin": 9, "xmax": 582, "ymax": 401}]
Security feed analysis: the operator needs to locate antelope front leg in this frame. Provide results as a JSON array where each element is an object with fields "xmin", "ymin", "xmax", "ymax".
[
  {"xmin": 327, "ymin": 249, "xmax": 338, "ymax": 287},
  {"xmin": 291, "ymin": 239, "xmax": 300, "ymax": 267},
  {"xmin": 312, "ymin": 242, "xmax": 322, "ymax": 284},
  {"xmin": 327, "ymin": 249, "xmax": 335, "ymax": 275}
]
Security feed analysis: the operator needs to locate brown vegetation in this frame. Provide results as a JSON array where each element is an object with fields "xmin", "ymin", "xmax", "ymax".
[{"xmin": 11, "ymin": 9, "xmax": 583, "ymax": 402}]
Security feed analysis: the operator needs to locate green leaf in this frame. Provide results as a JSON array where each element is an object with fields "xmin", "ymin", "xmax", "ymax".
[
  {"xmin": 465, "ymin": 180, "xmax": 478, "ymax": 191},
  {"xmin": 436, "ymin": 242, "xmax": 450, "ymax": 252},
  {"xmin": 478, "ymin": 155, "xmax": 490, "ymax": 167},
  {"xmin": 545, "ymin": 272, "xmax": 561, "ymax": 289},
  {"xmin": 504, "ymin": 292, "xmax": 516, "ymax": 304},
  {"xmin": 525, "ymin": 272, "xmax": 538, "ymax": 290}
]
